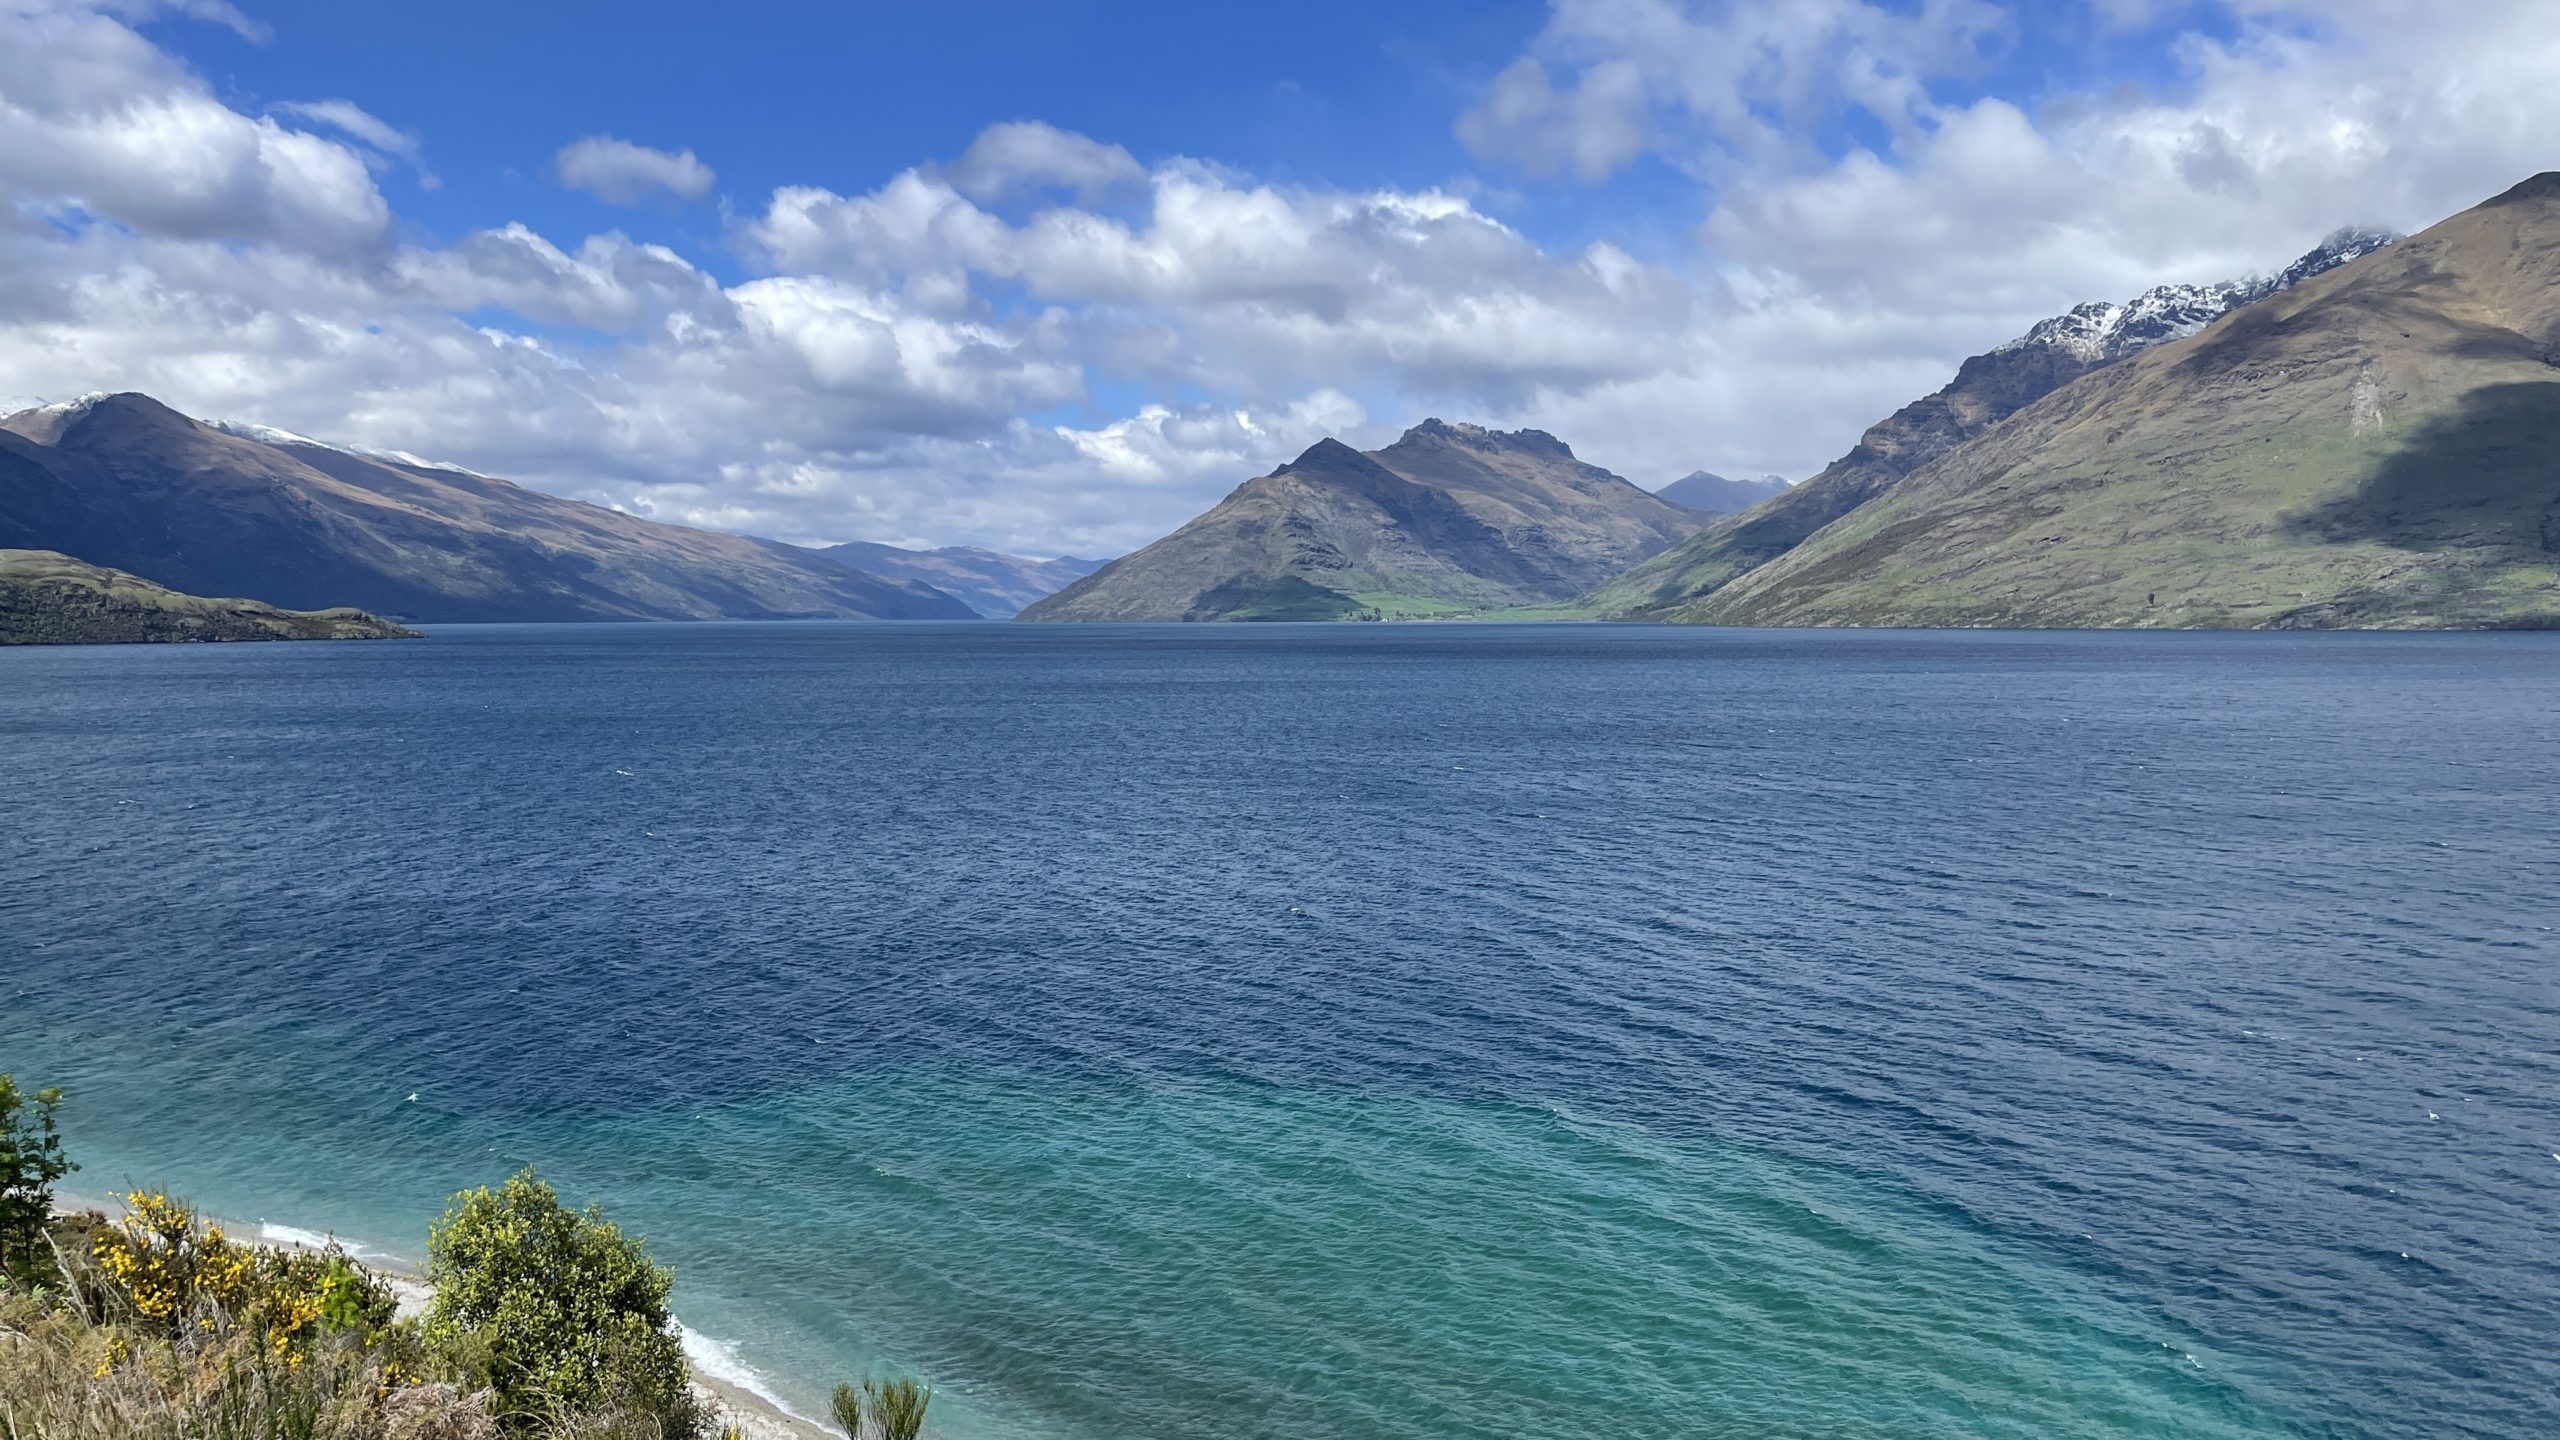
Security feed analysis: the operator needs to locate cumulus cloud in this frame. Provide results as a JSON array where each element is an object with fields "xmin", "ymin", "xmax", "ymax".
[
  {"xmin": 1459, "ymin": 0, "xmax": 2010, "ymax": 181},
  {"xmin": 947, "ymin": 120, "xmax": 1147, "ymax": 202},
  {"xmin": 0, "ymin": 0, "xmax": 388, "ymax": 251},
  {"xmin": 1456, "ymin": 58, "xmax": 1649, "ymax": 183},
  {"xmin": 745, "ymin": 165, "xmax": 1696, "ymax": 405},
  {"xmin": 554, "ymin": 135, "xmax": 717, "ymax": 205}
]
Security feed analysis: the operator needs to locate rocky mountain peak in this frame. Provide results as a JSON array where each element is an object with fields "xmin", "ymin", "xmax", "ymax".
[
  {"xmin": 2270, "ymin": 225, "xmax": 2397, "ymax": 290},
  {"xmin": 1285, "ymin": 436, "xmax": 1371, "ymax": 470},
  {"xmin": 1395, "ymin": 418, "xmax": 1575, "ymax": 458},
  {"xmin": 1995, "ymin": 225, "xmax": 2403, "ymax": 365},
  {"xmin": 1, "ymin": 391, "xmax": 189, "ymax": 447}
]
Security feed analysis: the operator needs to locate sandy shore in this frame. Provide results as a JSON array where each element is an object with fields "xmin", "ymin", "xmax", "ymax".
[{"xmin": 56, "ymin": 1192, "xmax": 834, "ymax": 1440}]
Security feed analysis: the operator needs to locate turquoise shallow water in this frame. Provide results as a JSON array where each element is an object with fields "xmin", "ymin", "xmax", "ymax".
[{"xmin": 5, "ymin": 623, "xmax": 2557, "ymax": 1438}]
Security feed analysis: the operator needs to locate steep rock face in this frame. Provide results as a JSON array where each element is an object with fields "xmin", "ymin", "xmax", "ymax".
[
  {"xmin": 0, "ymin": 395, "xmax": 976, "ymax": 623},
  {"xmin": 1676, "ymin": 179, "xmax": 2560, "ymax": 629},
  {"xmin": 1581, "ymin": 226, "xmax": 2400, "ymax": 618},
  {"xmin": 1021, "ymin": 422, "xmax": 1701, "ymax": 621},
  {"xmin": 0, "ymin": 548, "xmax": 418, "ymax": 644},
  {"xmin": 814, "ymin": 542, "xmax": 1107, "ymax": 618}
]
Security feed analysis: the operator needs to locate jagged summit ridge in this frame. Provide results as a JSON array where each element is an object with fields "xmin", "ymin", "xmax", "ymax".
[
  {"xmin": 1396, "ymin": 417, "xmax": 1575, "ymax": 458},
  {"xmin": 1998, "ymin": 225, "xmax": 2400, "ymax": 363}
]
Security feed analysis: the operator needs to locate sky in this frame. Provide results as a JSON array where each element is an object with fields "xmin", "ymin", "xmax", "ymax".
[{"xmin": 2, "ymin": 0, "xmax": 2556, "ymax": 558}]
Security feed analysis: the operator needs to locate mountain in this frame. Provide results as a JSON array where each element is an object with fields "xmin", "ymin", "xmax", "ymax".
[
  {"xmin": 1657, "ymin": 471, "xmax": 1789, "ymax": 514},
  {"xmin": 1637, "ymin": 179, "xmax": 2560, "ymax": 628},
  {"xmin": 1020, "ymin": 420, "xmax": 1702, "ymax": 621},
  {"xmin": 1, "ymin": 548, "xmax": 418, "ymax": 644},
  {"xmin": 0, "ymin": 394, "xmax": 976, "ymax": 623},
  {"xmin": 814, "ymin": 541, "xmax": 1108, "ymax": 618},
  {"xmin": 1582, "ymin": 225, "xmax": 2399, "ymax": 618}
]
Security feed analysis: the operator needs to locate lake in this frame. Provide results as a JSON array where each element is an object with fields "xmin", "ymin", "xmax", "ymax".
[{"xmin": 4, "ymin": 622, "xmax": 2555, "ymax": 1438}]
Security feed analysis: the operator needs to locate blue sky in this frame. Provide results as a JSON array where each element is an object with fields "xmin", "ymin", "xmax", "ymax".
[
  {"xmin": 1, "ymin": 1, "xmax": 2549, "ymax": 555},
  {"xmin": 160, "ymin": 0, "xmax": 2253, "ymax": 265}
]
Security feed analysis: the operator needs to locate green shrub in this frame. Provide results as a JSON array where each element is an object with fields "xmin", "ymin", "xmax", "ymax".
[
  {"xmin": 421, "ymin": 1170, "xmax": 700, "ymax": 1439},
  {"xmin": 0, "ymin": 1074, "xmax": 76, "ymax": 1284},
  {"xmin": 826, "ymin": 1376, "xmax": 930, "ymax": 1440},
  {"xmin": 862, "ymin": 1377, "xmax": 930, "ymax": 1440}
]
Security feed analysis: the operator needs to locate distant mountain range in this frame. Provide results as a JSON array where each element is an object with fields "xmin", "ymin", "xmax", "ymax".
[
  {"xmin": 1579, "ymin": 222, "xmax": 2419, "ymax": 623},
  {"xmin": 1656, "ymin": 471, "xmax": 1789, "ymax": 515},
  {"xmin": 814, "ymin": 541, "xmax": 1107, "ymax": 618},
  {"xmin": 12, "ymin": 178, "xmax": 2553, "ymax": 635},
  {"xmin": 1020, "ymin": 420, "xmax": 1701, "ymax": 621},
  {"xmin": 1621, "ymin": 179, "xmax": 2560, "ymax": 628},
  {"xmin": 0, "ymin": 394, "xmax": 978, "ymax": 623}
]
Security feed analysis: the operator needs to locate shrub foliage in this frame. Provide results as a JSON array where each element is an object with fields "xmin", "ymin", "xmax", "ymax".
[
  {"xmin": 0, "ymin": 1080, "xmax": 937, "ymax": 1440},
  {"xmin": 423, "ymin": 1169, "xmax": 700, "ymax": 1438},
  {"xmin": 0, "ymin": 1075, "xmax": 75, "ymax": 1284}
]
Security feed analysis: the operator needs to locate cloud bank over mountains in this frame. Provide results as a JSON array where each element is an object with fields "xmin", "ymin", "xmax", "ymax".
[{"xmin": 4, "ymin": 0, "xmax": 2559, "ymax": 557}]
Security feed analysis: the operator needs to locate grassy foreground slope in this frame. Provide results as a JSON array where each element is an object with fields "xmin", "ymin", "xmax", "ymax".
[
  {"xmin": 0, "ymin": 549, "xmax": 419, "ymax": 644},
  {"xmin": 1682, "ymin": 175, "xmax": 2560, "ymax": 629}
]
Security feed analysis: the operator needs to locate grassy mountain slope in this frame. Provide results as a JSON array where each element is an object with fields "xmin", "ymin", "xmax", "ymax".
[
  {"xmin": 1581, "ymin": 345, "xmax": 2096, "ymax": 617},
  {"xmin": 0, "ymin": 394, "xmax": 975, "ymax": 623},
  {"xmin": 1019, "ymin": 422, "xmax": 1700, "ymax": 622},
  {"xmin": 0, "ymin": 548, "xmax": 418, "ymax": 644},
  {"xmin": 1584, "ymin": 228, "xmax": 2397, "ymax": 620},
  {"xmin": 1685, "ymin": 175, "xmax": 2560, "ymax": 629}
]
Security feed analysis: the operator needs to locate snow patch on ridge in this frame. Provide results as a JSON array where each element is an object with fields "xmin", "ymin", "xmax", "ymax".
[
  {"xmin": 209, "ymin": 417, "xmax": 492, "ymax": 479},
  {"xmin": 11, "ymin": 392, "xmax": 118, "ymax": 421},
  {"xmin": 1996, "ymin": 226, "xmax": 2401, "ymax": 363},
  {"xmin": 209, "ymin": 417, "xmax": 326, "ymax": 448}
]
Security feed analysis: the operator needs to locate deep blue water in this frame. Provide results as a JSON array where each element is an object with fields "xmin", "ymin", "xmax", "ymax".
[{"xmin": 4, "ymin": 623, "xmax": 2557, "ymax": 1439}]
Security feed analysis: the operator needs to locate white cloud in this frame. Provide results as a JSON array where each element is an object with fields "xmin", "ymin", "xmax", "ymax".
[
  {"xmin": 270, "ymin": 98, "xmax": 432, "ymax": 186},
  {"xmin": 554, "ymin": 134, "xmax": 717, "ymax": 205},
  {"xmin": 745, "ymin": 164, "xmax": 1697, "ymax": 406},
  {"xmin": 1456, "ymin": 58, "xmax": 1649, "ymax": 183},
  {"xmin": 97, "ymin": 0, "xmax": 268, "ymax": 41},
  {"xmin": 1459, "ymin": 0, "xmax": 2011, "ymax": 181},
  {"xmin": 0, "ymin": 0, "xmax": 388, "ymax": 251},
  {"xmin": 947, "ymin": 120, "xmax": 1147, "ymax": 202}
]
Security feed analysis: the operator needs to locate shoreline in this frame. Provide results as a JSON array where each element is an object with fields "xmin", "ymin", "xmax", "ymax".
[{"xmin": 53, "ymin": 1189, "xmax": 832, "ymax": 1440}]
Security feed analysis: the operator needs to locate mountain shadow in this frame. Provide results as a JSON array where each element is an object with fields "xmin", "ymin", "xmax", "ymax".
[{"xmin": 2290, "ymin": 381, "xmax": 2560, "ymax": 556}]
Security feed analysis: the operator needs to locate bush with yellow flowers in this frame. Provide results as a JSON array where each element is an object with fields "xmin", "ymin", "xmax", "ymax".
[{"xmin": 80, "ymin": 1190, "xmax": 404, "ymax": 1364}]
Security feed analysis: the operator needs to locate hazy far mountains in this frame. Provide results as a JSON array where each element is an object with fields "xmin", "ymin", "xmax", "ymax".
[
  {"xmin": 1020, "ymin": 420, "xmax": 1701, "ymax": 621},
  {"xmin": 815, "ymin": 541, "xmax": 1107, "ymax": 618},
  {"xmin": 1656, "ymin": 471, "xmax": 1789, "ymax": 515},
  {"xmin": 0, "ymin": 395, "xmax": 977, "ymax": 623}
]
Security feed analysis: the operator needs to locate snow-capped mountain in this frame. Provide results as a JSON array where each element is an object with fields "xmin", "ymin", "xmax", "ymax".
[
  {"xmin": 1998, "ymin": 226, "xmax": 2401, "ymax": 363},
  {"xmin": 206, "ymin": 417, "xmax": 492, "ymax": 478}
]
